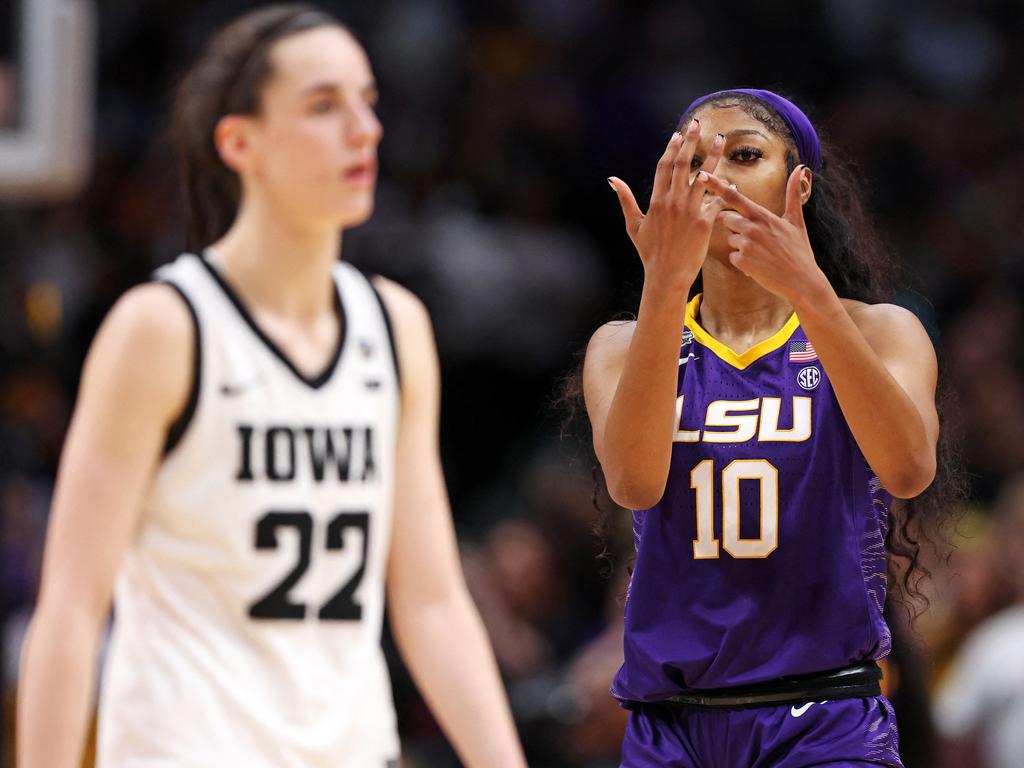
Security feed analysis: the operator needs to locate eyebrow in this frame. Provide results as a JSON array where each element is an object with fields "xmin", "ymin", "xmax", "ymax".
[
  {"xmin": 726, "ymin": 129, "xmax": 771, "ymax": 140},
  {"xmin": 300, "ymin": 81, "xmax": 379, "ymax": 99}
]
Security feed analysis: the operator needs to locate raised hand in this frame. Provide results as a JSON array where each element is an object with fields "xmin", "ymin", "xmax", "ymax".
[
  {"xmin": 608, "ymin": 118, "xmax": 727, "ymax": 292},
  {"xmin": 698, "ymin": 165, "xmax": 828, "ymax": 304}
]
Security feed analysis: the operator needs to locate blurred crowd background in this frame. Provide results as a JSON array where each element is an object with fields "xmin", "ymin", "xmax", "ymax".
[{"xmin": 2, "ymin": 0, "xmax": 1024, "ymax": 766}]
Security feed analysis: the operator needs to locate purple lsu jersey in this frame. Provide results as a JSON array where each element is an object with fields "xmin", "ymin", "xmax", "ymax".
[{"xmin": 612, "ymin": 295, "xmax": 893, "ymax": 702}]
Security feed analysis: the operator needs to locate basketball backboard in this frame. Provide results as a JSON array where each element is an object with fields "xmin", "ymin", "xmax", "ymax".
[{"xmin": 0, "ymin": 0, "xmax": 94, "ymax": 201}]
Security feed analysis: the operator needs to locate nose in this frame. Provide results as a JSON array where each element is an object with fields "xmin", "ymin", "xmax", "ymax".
[{"xmin": 346, "ymin": 101, "xmax": 382, "ymax": 147}]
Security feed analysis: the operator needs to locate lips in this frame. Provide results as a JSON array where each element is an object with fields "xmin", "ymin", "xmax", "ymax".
[{"xmin": 343, "ymin": 160, "xmax": 377, "ymax": 187}]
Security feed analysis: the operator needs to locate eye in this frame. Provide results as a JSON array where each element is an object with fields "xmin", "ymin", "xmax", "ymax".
[
  {"xmin": 310, "ymin": 97, "xmax": 339, "ymax": 114},
  {"xmin": 730, "ymin": 146, "xmax": 763, "ymax": 163}
]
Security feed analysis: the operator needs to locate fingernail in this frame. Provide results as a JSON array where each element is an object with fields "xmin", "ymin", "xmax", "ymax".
[
  {"xmin": 690, "ymin": 118, "xmax": 700, "ymax": 129},
  {"xmin": 715, "ymin": 133, "xmax": 725, "ymax": 143},
  {"xmin": 697, "ymin": 171, "xmax": 707, "ymax": 182},
  {"xmin": 729, "ymin": 183, "xmax": 737, "ymax": 190},
  {"xmin": 607, "ymin": 177, "xmax": 615, "ymax": 188}
]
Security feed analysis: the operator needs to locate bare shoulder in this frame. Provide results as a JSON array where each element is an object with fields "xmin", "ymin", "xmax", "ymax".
[
  {"xmin": 371, "ymin": 275, "xmax": 432, "ymax": 335},
  {"xmin": 100, "ymin": 283, "xmax": 194, "ymax": 364},
  {"xmin": 839, "ymin": 298, "xmax": 929, "ymax": 341},
  {"xmin": 839, "ymin": 298, "xmax": 934, "ymax": 366},
  {"xmin": 105, "ymin": 281, "xmax": 194, "ymax": 338},
  {"xmin": 85, "ymin": 282, "xmax": 195, "ymax": 416},
  {"xmin": 586, "ymin": 319, "xmax": 637, "ymax": 364}
]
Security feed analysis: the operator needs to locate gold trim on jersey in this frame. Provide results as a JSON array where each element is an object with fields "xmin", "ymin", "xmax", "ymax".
[{"xmin": 684, "ymin": 294, "xmax": 800, "ymax": 370}]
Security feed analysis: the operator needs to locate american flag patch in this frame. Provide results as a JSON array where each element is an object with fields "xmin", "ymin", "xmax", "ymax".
[{"xmin": 789, "ymin": 340, "xmax": 818, "ymax": 363}]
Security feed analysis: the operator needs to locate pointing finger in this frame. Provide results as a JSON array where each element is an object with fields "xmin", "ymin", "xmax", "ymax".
[{"xmin": 698, "ymin": 172, "xmax": 773, "ymax": 221}]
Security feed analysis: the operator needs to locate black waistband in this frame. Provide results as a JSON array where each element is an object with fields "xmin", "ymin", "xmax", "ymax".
[{"xmin": 643, "ymin": 661, "xmax": 882, "ymax": 709}]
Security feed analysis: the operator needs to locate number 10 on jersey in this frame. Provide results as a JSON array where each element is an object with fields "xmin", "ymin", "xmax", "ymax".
[{"xmin": 691, "ymin": 459, "xmax": 779, "ymax": 559}]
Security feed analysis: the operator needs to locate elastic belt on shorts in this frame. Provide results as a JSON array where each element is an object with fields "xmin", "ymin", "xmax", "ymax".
[{"xmin": 654, "ymin": 661, "xmax": 882, "ymax": 709}]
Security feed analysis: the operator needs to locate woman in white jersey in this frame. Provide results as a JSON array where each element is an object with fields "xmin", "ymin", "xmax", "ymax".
[{"xmin": 17, "ymin": 5, "xmax": 527, "ymax": 767}]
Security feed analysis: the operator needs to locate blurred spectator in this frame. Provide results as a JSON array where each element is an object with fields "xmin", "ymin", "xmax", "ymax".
[
  {"xmin": 933, "ymin": 476, "xmax": 1024, "ymax": 768},
  {"xmin": 560, "ymin": 570, "xmax": 630, "ymax": 768}
]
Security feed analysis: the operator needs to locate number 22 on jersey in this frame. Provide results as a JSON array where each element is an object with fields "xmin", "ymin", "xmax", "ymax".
[
  {"xmin": 248, "ymin": 510, "xmax": 371, "ymax": 620},
  {"xmin": 691, "ymin": 459, "xmax": 779, "ymax": 559}
]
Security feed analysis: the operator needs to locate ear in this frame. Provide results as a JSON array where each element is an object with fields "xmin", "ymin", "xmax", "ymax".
[
  {"xmin": 214, "ymin": 114, "xmax": 254, "ymax": 174},
  {"xmin": 799, "ymin": 165, "xmax": 813, "ymax": 205}
]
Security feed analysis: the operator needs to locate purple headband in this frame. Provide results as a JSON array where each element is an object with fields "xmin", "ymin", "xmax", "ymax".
[{"xmin": 682, "ymin": 88, "xmax": 821, "ymax": 172}]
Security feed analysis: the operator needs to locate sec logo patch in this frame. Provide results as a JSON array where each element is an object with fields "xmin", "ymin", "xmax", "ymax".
[{"xmin": 797, "ymin": 366, "xmax": 821, "ymax": 391}]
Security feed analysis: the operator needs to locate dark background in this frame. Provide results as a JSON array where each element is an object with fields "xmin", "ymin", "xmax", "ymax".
[
  {"xmin": 0, "ymin": 0, "xmax": 22, "ymax": 129},
  {"xmin": 3, "ymin": 1, "xmax": 1024, "ymax": 766}
]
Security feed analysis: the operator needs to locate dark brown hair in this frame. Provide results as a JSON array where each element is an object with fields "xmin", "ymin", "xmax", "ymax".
[{"xmin": 171, "ymin": 4, "xmax": 347, "ymax": 250}]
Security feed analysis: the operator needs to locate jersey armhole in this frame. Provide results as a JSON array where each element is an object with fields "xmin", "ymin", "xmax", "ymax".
[
  {"xmin": 158, "ymin": 280, "xmax": 202, "ymax": 457},
  {"xmin": 367, "ymin": 277, "xmax": 402, "ymax": 393}
]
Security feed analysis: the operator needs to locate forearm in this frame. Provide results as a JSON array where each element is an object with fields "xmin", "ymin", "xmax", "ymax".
[
  {"xmin": 390, "ymin": 587, "xmax": 526, "ymax": 768},
  {"xmin": 602, "ymin": 280, "xmax": 691, "ymax": 507},
  {"xmin": 18, "ymin": 605, "xmax": 104, "ymax": 767},
  {"xmin": 793, "ymin": 286, "xmax": 935, "ymax": 497}
]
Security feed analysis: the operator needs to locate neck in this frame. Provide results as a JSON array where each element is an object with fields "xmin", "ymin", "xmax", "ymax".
[
  {"xmin": 697, "ymin": 257, "xmax": 794, "ymax": 343},
  {"xmin": 209, "ymin": 195, "xmax": 341, "ymax": 322}
]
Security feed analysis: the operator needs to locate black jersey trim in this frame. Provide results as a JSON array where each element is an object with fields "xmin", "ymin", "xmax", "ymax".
[
  {"xmin": 159, "ymin": 281, "xmax": 202, "ymax": 457},
  {"xmin": 197, "ymin": 255, "xmax": 346, "ymax": 390},
  {"xmin": 366, "ymin": 276, "xmax": 402, "ymax": 391}
]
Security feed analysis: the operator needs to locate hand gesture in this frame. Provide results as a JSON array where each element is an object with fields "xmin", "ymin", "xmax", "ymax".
[
  {"xmin": 698, "ymin": 165, "xmax": 828, "ymax": 304},
  {"xmin": 608, "ymin": 119, "xmax": 727, "ymax": 291}
]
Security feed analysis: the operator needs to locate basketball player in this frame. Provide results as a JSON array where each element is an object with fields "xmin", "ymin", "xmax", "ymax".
[
  {"xmin": 17, "ymin": 6, "xmax": 527, "ymax": 767},
  {"xmin": 585, "ymin": 89, "xmax": 940, "ymax": 766}
]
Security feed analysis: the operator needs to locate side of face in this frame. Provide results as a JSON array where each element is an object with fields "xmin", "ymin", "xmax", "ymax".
[
  {"xmin": 216, "ymin": 26, "xmax": 383, "ymax": 230},
  {"xmin": 688, "ymin": 104, "xmax": 812, "ymax": 262}
]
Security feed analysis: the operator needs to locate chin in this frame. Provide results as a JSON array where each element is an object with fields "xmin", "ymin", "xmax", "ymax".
[
  {"xmin": 704, "ymin": 247, "xmax": 733, "ymax": 266},
  {"xmin": 336, "ymin": 199, "xmax": 375, "ymax": 229}
]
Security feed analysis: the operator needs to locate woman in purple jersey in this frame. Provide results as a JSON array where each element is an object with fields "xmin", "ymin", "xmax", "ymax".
[{"xmin": 583, "ymin": 89, "xmax": 955, "ymax": 766}]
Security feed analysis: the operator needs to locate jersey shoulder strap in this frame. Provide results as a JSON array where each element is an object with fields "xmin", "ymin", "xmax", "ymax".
[{"xmin": 334, "ymin": 262, "xmax": 401, "ymax": 389}]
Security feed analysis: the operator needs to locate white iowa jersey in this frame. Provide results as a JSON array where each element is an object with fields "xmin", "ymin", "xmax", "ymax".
[{"xmin": 98, "ymin": 253, "xmax": 401, "ymax": 767}]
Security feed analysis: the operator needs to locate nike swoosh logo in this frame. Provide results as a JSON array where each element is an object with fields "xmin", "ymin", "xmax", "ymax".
[
  {"xmin": 790, "ymin": 702, "xmax": 814, "ymax": 717},
  {"xmin": 220, "ymin": 378, "xmax": 263, "ymax": 396},
  {"xmin": 679, "ymin": 354, "xmax": 699, "ymax": 366}
]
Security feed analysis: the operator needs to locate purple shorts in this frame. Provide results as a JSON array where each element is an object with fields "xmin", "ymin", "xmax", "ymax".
[{"xmin": 621, "ymin": 696, "xmax": 902, "ymax": 767}]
